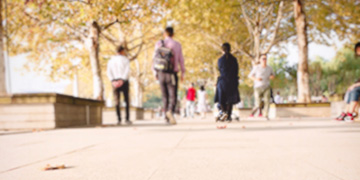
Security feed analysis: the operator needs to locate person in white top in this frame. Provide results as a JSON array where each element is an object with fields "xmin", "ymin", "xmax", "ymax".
[
  {"xmin": 248, "ymin": 54, "xmax": 275, "ymax": 119},
  {"xmin": 107, "ymin": 46, "xmax": 133, "ymax": 125},
  {"xmin": 197, "ymin": 85, "xmax": 208, "ymax": 119},
  {"xmin": 274, "ymin": 91, "xmax": 283, "ymax": 104}
]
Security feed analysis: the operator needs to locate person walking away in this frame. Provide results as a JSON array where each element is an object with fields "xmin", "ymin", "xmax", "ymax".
[
  {"xmin": 214, "ymin": 43, "xmax": 240, "ymax": 122},
  {"xmin": 107, "ymin": 46, "xmax": 133, "ymax": 125},
  {"xmin": 197, "ymin": 85, "xmax": 208, "ymax": 119},
  {"xmin": 153, "ymin": 27, "xmax": 185, "ymax": 125},
  {"xmin": 186, "ymin": 83, "xmax": 196, "ymax": 118},
  {"xmin": 248, "ymin": 54, "xmax": 275, "ymax": 120}
]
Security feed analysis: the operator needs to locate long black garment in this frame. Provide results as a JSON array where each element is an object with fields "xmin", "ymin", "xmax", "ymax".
[{"xmin": 214, "ymin": 53, "xmax": 240, "ymax": 105}]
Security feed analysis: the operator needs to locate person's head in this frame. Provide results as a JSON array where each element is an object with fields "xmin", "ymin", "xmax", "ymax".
[
  {"xmin": 164, "ymin": 27, "xmax": 174, "ymax": 38},
  {"xmin": 117, "ymin": 45, "xmax": 126, "ymax": 55},
  {"xmin": 190, "ymin": 83, "xmax": 194, "ymax": 88},
  {"xmin": 260, "ymin": 53, "xmax": 267, "ymax": 66},
  {"xmin": 200, "ymin": 85, "xmax": 205, "ymax": 91},
  {"xmin": 277, "ymin": 91, "xmax": 280, "ymax": 95},
  {"xmin": 355, "ymin": 42, "xmax": 360, "ymax": 57},
  {"xmin": 221, "ymin": 42, "xmax": 231, "ymax": 54}
]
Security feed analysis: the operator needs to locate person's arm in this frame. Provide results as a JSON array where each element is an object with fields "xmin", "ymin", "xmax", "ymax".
[
  {"xmin": 178, "ymin": 44, "xmax": 186, "ymax": 81},
  {"xmin": 248, "ymin": 67, "xmax": 261, "ymax": 81},
  {"xmin": 122, "ymin": 60, "xmax": 130, "ymax": 81},
  {"xmin": 269, "ymin": 67, "xmax": 275, "ymax": 80},
  {"xmin": 348, "ymin": 82, "xmax": 360, "ymax": 91}
]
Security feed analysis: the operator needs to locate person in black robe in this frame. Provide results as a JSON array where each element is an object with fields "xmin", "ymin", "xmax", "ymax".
[{"xmin": 214, "ymin": 43, "xmax": 240, "ymax": 121}]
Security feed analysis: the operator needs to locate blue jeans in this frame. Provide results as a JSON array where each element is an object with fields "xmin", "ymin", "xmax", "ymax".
[{"xmin": 346, "ymin": 86, "xmax": 360, "ymax": 104}]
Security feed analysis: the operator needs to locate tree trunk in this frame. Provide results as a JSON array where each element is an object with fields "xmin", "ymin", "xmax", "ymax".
[
  {"xmin": 0, "ymin": 0, "xmax": 7, "ymax": 95},
  {"xmin": 132, "ymin": 78, "xmax": 143, "ymax": 107},
  {"xmin": 253, "ymin": 25, "xmax": 261, "ymax": 65},
  {"xmin": 294, "ymin": 0, "xmax": 311, "ymax": 103},
  {"xmin": 133, "ymin": 59, "xmax": 143, "ymax": 107},
  {"xmin": 87, "ymin": 21, "xmax": 104, "ymax": 100}
]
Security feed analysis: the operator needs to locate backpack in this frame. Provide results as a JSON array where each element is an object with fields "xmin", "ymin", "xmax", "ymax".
[{"xmin": 153, "ymin": 40, "xmax": 174, "ymax": 73}]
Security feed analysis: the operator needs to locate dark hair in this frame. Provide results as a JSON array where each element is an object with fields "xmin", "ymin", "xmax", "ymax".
[
  {"xmin": 191, "ymin": 82, "xmax": 195, "ymax": 87},
  {"xmin": 117, "ymin": 45, "xmax": 125, "ymax": 53},
  {"xmin": 260, "ymin": 53, "xmax": 267, "ymax": 58},
  {"xmin": 165, "ymin": 27, "xmax": 174, "ymax": 37},
  {"xmin": 200, "ymin": 85, "xmax": 205, "ymax": 91},
  {"xmin": 355, "ymin": 42, "xmax": 360, "ymax": 57},
  {"xmin": 222, "ymin": 42, "xmax": 231, "ymax": 54}
]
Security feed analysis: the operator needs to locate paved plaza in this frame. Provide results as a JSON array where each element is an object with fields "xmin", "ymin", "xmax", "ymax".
[{"xmin": 0, "ymin": 117, "xmax": 360, "ymax": 180}]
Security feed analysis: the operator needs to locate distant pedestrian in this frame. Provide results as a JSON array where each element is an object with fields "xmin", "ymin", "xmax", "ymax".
[
  {"xmin": 186, "ymin": 83, "xmax": 197, "ymax": 118},
  {"xmin": 248, "ymin": 54, "xmax": 275, "ymax": 120},
  {"xmin": 274, "ymin": 91, "xmax": 283, "ymax": 104},
  {"xmin": 214, "ymin": 43, "xmax": 240, "ymax": 122},
  {"xmin": 107, "ymin": 45, "xmax": 133, "ymax": 125},
  {"xmin": 153, "ymin": 27, "xmax": 185, "ymax": 125},
  {"xmin": 321, "ymin": 95, "xmax": 328, "ymax": 103},
  {"xmin": 197, "ymin": 85, "xmax": 208, "ymax": 119}
]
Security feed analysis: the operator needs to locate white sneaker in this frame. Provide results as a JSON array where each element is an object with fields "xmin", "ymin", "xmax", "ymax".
[{"xmin": 166, "ymin": 111, "xmax": 177, "ymax": 125}]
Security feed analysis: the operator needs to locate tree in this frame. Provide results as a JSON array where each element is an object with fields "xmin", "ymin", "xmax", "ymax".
[
  {"xmin": 7, "ymin": 0, "xmax": 166, "ymax": 102},
  {"xmin": 0, "ymin": 0, "xmax": 6, "ymax": 95},
  {"xmin": 237, "ymin": 0, "xmax": 295, "ymax": 65},
  {"xmin": 294, "ymin": 0, "xmax": 311, "ymax": 103}
]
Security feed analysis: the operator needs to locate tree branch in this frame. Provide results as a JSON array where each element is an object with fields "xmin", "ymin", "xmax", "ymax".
[
  {"xmin": 59, "ymin": 0, "xmax": 90, "ymax": 5},
  {"xmin": 239, "ymin": 0, "xmax": 255, "ymax": 35},
  {"xmin": 262, "ymin": 1, "xmax": 284, "ymax": 54},
  {"xmin": 129, "ymin": 42, "xmax": 144, "ymax": 61}
]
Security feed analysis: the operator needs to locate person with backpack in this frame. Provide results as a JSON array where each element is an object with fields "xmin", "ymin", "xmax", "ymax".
[
  {"xmin": 153, "ymin": 27, "xmax": 185, "ymax": 125},
  {"xmin": 214, "ymin": 43, "xmax": 240, "ymax": 122}
]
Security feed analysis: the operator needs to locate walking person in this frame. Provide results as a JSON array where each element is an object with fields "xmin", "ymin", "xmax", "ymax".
[
  {"xmin": 107, "ymin": 45, "xmax": 133, "ymax": 125},
  {"xmin": 186, "ymin": 83, "xmax": 196, "ymax": 118},
  {"xmin": 197, "ymin": 85, "xmax": 208, "ymax": 119},
  {"xmin": 153, "ymin": 27, "xmax": 185, "ymax": 125},
  {"xmin": 214, "ymin": 43, "xmax": 240, "ymax": 122},
  {"xmin": 248, "ymin": 54, "xmax": 275, "ymax": 120}
]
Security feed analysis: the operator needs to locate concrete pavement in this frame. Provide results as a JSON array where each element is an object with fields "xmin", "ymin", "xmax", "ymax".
[{"xmin": 0, "ymin": 117, "xmax": 360, "ymax": 180}]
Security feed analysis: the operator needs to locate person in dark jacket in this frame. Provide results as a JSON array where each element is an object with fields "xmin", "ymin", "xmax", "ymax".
[{"xmin": 214, "ymin": 43, "xmax": 241, "ymax": 121}]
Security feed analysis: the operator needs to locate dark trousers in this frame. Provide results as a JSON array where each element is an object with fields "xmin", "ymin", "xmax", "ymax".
[
  {"xmin": 158, "ymin": 72, "xmax": 178, "ymax": 113},
  {"xmin": 113, "ymin": 81, "xmax": 130, "ymax": 122},
  {"xmin": 218, "ymin": 103, "xmax": 233, "ymax": 120}
]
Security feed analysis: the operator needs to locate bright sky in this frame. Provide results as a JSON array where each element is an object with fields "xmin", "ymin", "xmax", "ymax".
[{"xmin": 6, "ymin": 41, "xmax": 346, "ymax": 94}]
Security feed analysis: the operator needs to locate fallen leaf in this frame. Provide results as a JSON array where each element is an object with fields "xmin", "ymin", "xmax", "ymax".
[{"xmin": 42, "ymin": 164, "xmax": 66, "ymax": 171}]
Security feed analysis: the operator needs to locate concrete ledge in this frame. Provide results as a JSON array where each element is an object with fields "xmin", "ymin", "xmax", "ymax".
[
  {"xmin": 269, "ymin": 103, "xmax": 331, "ymax": 118},
  {"xmin": 0, "ymin": 93, "xmax": 104, "ymax": 130},
  {"xmin": 237, "ymin": 108, "xmax": 253, "ymax": 118}
]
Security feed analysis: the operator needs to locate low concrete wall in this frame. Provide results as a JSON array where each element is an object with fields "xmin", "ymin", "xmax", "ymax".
[
  {"xmin": 269, "ymin": 103, "xmax": 331, "ymax": 118},
  {"xmin": 0, "ymin": 93, "xmax": 104, "ymax": 130},
  {"xmin": 237, "ymin": 108, "xmax": 253, "ymax": 118}
]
